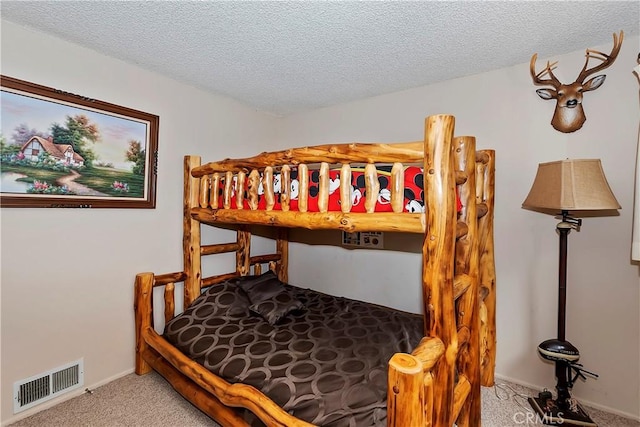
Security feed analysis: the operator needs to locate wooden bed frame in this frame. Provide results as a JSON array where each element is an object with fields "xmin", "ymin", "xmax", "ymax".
[{"xmin": 134, "ymin": 114, "xmax": 496, "ymax": 427}]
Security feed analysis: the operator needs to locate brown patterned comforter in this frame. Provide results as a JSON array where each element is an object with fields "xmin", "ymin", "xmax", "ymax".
[{"xmin": 164, "ymin": 273, "xmax": 423, "ymax": 427}]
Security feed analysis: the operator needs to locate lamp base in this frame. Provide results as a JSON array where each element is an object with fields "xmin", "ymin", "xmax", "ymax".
[{"xmin": 529, "ymin": 394, "xmax": 597, "ymax": 426}]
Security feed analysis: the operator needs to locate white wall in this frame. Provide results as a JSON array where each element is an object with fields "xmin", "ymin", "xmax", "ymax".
[
  {"xmin": 0, "ymin": 20, "xmax": 278, "ymax": 424},
  {"xmin": 279, "ymin": 37, "xmax": 640, "ymax": 418}
]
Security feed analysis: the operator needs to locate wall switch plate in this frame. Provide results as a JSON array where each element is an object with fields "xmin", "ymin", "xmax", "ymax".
[{"xmin": 342, "ymin": 231, "xmax": 384, "ymax": 249}]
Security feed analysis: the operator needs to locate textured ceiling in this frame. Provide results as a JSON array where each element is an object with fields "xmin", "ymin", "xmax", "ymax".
[{"xmin": 1, "ymin": 1, "xmax": 638, "ymax": 116}]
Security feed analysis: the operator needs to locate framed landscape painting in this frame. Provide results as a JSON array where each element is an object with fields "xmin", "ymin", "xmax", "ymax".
[{"xmin": 0, "ymin": 75, "xmax": 159, "ymax": 208}]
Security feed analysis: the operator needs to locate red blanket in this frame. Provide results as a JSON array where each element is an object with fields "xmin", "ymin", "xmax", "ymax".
[{"xmin": 218, "ymin": 166, "xmax": 462, "ymax": 213}]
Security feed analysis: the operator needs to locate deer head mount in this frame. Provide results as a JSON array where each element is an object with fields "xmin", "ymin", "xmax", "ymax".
[{"xmin": 530, "ymin": 31, "xmax": 624, "ymax": 133}]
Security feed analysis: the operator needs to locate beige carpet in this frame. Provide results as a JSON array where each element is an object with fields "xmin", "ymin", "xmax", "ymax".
[{"xmin": 8, "ymin": 371, "xmax": 639, "ymax": 427}]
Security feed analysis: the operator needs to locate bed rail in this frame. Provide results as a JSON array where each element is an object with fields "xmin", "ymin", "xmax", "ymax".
[
  {"xmin": 191, "ymin": 142, "xmax": 435, "ymax": 222},
  {"xmin": 191, "ymin": 141, "xmax": 426, "ymax": 175}
]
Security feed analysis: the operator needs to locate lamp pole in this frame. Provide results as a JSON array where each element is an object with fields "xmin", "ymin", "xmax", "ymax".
[
  {"xmin": 529, "ymin": 210, "xmax": 597, "ymax": 425},
  {"xmin": 555, "ymin": 210, "xmax": 581, "ymax": 408},
  {"xmin": 557, "ymin": 210, "xmax": 572, "ymax": 342}
]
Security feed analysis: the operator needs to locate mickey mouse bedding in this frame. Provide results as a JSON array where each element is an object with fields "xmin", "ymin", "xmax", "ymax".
[{"xmin": 215, "ymin": 166, "xmax": 462, "ymax": 213}]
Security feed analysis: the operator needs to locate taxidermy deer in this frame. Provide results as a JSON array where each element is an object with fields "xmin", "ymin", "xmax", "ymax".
[{"xmin": 530, "ymin": 30, "xmax": 624, "ymax": 133}]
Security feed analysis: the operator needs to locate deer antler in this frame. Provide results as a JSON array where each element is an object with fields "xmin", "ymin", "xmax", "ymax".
[
  {"xmin": 576, "ymin": 30, "xmax": 624, "ymax": 83},
  {"xmin": 530, "ymin": 54, "xmax": 561, "ymax": 87}
]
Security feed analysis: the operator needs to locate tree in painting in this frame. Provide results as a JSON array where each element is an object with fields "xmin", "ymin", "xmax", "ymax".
[
  {"xmin": 50, "ymin": 114, "xmax": 99, "ymax": 167},
  {"xmin": 126, "ymin": 140, "xmax": 146, "ymax": 175}
]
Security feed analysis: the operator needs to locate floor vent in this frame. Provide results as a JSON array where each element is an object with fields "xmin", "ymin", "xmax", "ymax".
[{"xmin": 13, "ymin": 359, "xmax": 84, "ymax": 413}]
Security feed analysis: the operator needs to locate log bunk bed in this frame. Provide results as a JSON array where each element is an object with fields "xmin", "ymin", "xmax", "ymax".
[{"xmin": 134, "ymin": 114, "xmax": 497, "ymax": 427}]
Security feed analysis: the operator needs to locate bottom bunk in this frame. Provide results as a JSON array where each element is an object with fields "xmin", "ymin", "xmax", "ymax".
[
  {"xmin": 164, "ymin": 271, "xmax": 424, "ymax": 426},
  {"xmin": 136, "ymin": 267, "xmax": 451, "ymax": 427}
]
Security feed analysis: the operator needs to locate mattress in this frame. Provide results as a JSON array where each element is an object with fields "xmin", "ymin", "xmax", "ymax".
[{"xmin": 163, "ymin": 272, "xmax": 424, "ymax": 426}]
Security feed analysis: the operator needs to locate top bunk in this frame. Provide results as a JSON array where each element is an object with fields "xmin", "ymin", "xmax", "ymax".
[{"xmin": 185, "ymin": 114, "xmax": 494, "ymax": 234}]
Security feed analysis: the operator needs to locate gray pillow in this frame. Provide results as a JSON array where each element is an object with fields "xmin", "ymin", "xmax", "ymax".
[
  {"xmin": 236, "ymin": 271, "xmax": 304, "ymax": 325},
  {"xmin": 236, "ymin": 271, "xmax": 284, "ymax": 303},
  {"xmin": 249, "ymin": 291, "xmax": 305, "ymax": 325}
]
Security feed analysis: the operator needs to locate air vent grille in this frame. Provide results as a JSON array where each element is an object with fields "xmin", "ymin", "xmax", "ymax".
[
  {"xmin": 14, "ymin": 359, "xmax": 84, "ymax": 413},
  {"xmin": 52, "ymin": 364, "xmax": 80, "ymax": 393},
  {"xmin": 18, "ymin": 375, "xmax": 50, "ymax": 407}
]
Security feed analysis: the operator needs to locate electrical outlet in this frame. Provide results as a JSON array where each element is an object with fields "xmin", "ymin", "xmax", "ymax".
[{"xmin": 341, "ymin": 231, "xmax": 384, "ymax": 249}]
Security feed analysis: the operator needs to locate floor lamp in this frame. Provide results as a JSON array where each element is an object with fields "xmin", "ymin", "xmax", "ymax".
[{"xmin": 522, "ymin": 159, "xmax": 620, "ymax": 426}]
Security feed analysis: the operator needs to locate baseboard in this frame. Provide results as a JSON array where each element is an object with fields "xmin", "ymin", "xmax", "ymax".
[
  {"xmin": 3, "ymin": 369, "xmax": 638, "ymax": 425},
  {"xmin": 1, "ymin": 368, "xmax": 134, "ymax": 427},
  {"xmin": 493, "ymin": 373, "xmax": 640, "ymax": 422}
]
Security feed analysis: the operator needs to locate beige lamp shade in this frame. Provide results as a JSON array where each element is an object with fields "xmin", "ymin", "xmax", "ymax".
[{"xmin": 522, "ymin": 159, "xmax": 620, "ymax": 211}]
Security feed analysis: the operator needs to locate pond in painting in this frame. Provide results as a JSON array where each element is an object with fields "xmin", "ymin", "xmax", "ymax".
[{"xmin": 0, "ymin": 172, "xmax": 30, "ymax": 193}]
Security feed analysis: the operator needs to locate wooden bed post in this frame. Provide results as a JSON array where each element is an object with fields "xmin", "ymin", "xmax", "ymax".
[
  {"xmin": 184, "ymin": 155, "xmax": 202, "ymax": 307},
  {"xmin": 134, "ymin": 272, "xmax": 154, "ymax": 375},
  {"xmin": 478, "ymin": 150, "xmax": 497, "ymax": 387},
  {"xmin": 388, "ymin": 336, "xmax": 445, "ymax": 426},
  {"xmin": 237, "ymin": 226, "xmax": 251, "ymax": 276},
  {"xmin": 276, "ymin": 228, "xmax": 289, "ymax": 283},
  {"xmin": 422, "ymin": 114, "xmax": 457, "ymax": 427},
  {"xmin": 387, "ymin": 354, "xmax": 425, "ymax": 426}
]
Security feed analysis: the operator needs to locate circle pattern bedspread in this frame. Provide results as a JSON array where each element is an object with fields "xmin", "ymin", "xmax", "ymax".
[{"xmin": 164, "ymin": 274, "xmax": 424, "ymax": 427}]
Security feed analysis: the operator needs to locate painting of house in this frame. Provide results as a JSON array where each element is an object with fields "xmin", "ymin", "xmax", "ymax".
[{"xmin": 19, "ymin": 136, "xmax": 85, "ymax": 167}]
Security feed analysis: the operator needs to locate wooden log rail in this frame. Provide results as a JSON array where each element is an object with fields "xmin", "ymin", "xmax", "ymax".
[
  {"xmin": 188, "ymin": 148, "xmax": 492, "ymax": 235},
  {"xmin": 135, "ymin": 250, "xmax": 285, "ymax": 369},
  {"xmin": 191, "ymin": 142, "xmax": 426, "ymax": 175},
  {"xmin": 189, "ymin": 166, "xmax": 481, "ymax": 233},
  {"xmin": 191, "ymin": 149, "xmax": 430, "ymax": 232},
  {"xmin": 193, "ymin": 208, "xmax": 426, "ymax": 233},
  {"xmin": 135, "ymin": 256, "xmax": 283, "ymax": 337},
  {"xmin": 190, "ymin": 139, "xmax": 478, "ymax": 221},
  {"xmin": 200, "ymin": 258, "xmax": 283, "ymax": 289},
  {"xmin": 195, "ymin": 162, "xmax": 416, "ymax": 215}
]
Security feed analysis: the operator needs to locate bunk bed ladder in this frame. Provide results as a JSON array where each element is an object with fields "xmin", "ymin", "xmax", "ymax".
[
  {"xmin": 478, "ymin": 149, "xmax": 497, "ymax": 388},
  {"xmin": 451, "ymin": 144, "xmax": 496, "ymax": 426},
  {"xmin": 451, "ymin": 136, "xmax": 481, "ymax": 426},
  {"xmin": 385, "ymin": 119, "xmax": 495, "ymax": 427}
]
